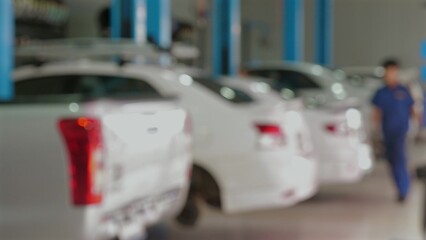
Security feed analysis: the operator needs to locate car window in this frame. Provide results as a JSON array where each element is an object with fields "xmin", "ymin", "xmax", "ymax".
[
  {"xmin": 192, "ymin": 77, "xmax": 255, "ymax": 104},
  {"xmin": 15, "ymin": 75, "xmax": 163, "ymax": 98},
  {"xmin": 249, "ymin": 69, "xmax": 321, "ymax": 91},
  {"xmin": 280, "ymin": 70, "xmax": 321, "ymax": 89}
]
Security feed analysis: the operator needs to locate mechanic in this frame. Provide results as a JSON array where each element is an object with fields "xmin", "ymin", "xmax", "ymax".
[{"xmin": 372, "ymin": 59, "xmax": 418, "ymax": 203}]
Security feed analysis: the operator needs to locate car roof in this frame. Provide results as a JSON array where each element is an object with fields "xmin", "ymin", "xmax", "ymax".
[
  {"xmin": 13, "ymin": 60, "xmax": 176, "ymax": 81},
  {"xmin": 246, "ymin": 61, "xmax": 326, "ymax": 72},
  {"xmin": 246, "ymin": 61, "xmax": 340, "ymax": 82}
]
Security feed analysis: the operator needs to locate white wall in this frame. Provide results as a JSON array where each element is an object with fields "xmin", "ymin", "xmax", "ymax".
[
  {"xmin": 64, "ymin": 0, "xmax": 198, "ymax": 38},
  {"xmin": 172, "ymin": 0, "xmax": 197, "ymax": 22},
  {"xmin": 63, "ymin": 0, "xmax": 426, "ymax": 68},
  {"xmin": 241, "ymin": 0, "xmax": 283, "ymax": 62},
  {"xmin": 334, "ymin": 0, "xmax": 426, "ymax": 67},
  {"xmin": 241, "ymin": 0, "xmax": 426, "ymax": 67}
]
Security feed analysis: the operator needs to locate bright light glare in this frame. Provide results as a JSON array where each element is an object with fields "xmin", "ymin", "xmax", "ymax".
[
  {"xmin": 259, "ymin": 135, "xmax": 278, "ymax": 148},
  {"xmin": 346, "ymin": 108, "xmax": 362, "ymax": 129},
  {"xmin": 331, "ymin": 83, "xmax": 344, "ymax": 94},
  {"xmin": 250, "ymin": 82, "xmax": 271, "ymax": 93},
  {"xmin": 179, "ymin": 74, "xmax": 194, "ymax": 86},
  {"xmin": 374, "ymin": 67, "xmax": 385, "ymax": 78},
  {"xmin": 305, "ymin": 97, "xmax": 318, "ymax": 109},
  {"xmin": 220, "ymin": 87, "xmax": 236, "ymax": 100},
  {"xmin": 69, "ymin": 102, "xmax": 79, "ymax": 112},
  {"xmin": 358, "ymin": 146, "xmax": 373, "ymax": 170},
  {"xmin": 312, "ymin": 65, "xmax": 324, "ymax": 76},
  {"xmin": 281, "ymin": 88, "xmax": 295, "ymax": 100},
  {"xmin": 331, "ymin": 83, "xmax": 347, "ymax": 100}
]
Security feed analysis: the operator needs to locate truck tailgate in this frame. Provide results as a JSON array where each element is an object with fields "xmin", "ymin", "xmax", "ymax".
[{"xmin": 0, "ymin": 98, "xmax": 190, "ymax": 235}]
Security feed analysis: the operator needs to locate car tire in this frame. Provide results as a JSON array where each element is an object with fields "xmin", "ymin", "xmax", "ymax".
[
  {"xmin": 175, "ymin": 194, "xmax": 199, "ymax": 227},
  {"xmin": 192, "ymin": 166, "xmax": 222, "ymax": 210}
]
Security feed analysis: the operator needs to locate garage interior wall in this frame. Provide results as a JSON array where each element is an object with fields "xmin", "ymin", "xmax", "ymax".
[
  {"xmin": 64, "ymin": 0, "xmax": 109, "ymax": 38},
  {"xmin": 242, "ymin": 0, "xmax": 426, "ymax": 68},
  {"xmin": 63, "ymin": 0, "xmax": 426, "ymax": 68},
  {"xmin": 334, "ymin": 0, "xmax": 426, "ymax": 68}
]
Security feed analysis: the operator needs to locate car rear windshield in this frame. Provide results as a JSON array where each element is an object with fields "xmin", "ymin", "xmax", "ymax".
[
  {"xmin": 249, "ymin": 69, "xmax": 321, "ymax": 91},
  {"xmin": 193, "ymin": 77, "xmax": 255, "ymax": 104},
  {"xmin": 15, "ymin": 75, "xmax": 163, "ymax": 99}
]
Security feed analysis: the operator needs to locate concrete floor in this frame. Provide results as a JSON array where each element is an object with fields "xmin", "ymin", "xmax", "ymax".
[{"xmin": 151, "ymin": 143, "xmax": 426, "ymax": 240}]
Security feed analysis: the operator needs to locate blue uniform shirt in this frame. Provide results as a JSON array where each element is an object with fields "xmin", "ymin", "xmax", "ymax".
[{"xmin": 372, "ymin": 84, "xmax": 414, "ymax": 136}]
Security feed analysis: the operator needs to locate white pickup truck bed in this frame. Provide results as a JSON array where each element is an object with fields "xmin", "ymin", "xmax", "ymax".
[{"xmin": 0, "ymin": 75, "xmax": 192, "ymax": 240}]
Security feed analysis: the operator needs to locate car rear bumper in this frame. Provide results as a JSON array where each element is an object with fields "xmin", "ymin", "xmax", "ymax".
[
  {"xmin": 318, "ymin": 144, "xmax": 373, "ymax": 184},
  {"xmin": 220, "ymin": 153, "xmax": 318, "ymax": 214},
  {"xmin": 0, "ymin": 187, "xmax": 188, "ymax": 240}
]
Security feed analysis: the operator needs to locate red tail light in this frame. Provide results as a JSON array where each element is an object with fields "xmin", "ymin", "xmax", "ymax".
[
  {"xmin": 255, "ymin": 124, "xmax": 286, "ymax": 150},
  {"xmin": 325, "ymin": 124, "xmax": 337, "ymax": 133},
  {"xmin": 59, "ymin": 118, "xmax": 104, "ymax": 206},
  {"xmin": 324, "ymin": 122, "xmax": 349, "ymax": 136}
]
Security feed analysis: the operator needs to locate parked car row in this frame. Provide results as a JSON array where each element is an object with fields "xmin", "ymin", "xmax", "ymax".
[{"xmin": 1, "ymin": 39, "xmax": 374, "ymax": 240}]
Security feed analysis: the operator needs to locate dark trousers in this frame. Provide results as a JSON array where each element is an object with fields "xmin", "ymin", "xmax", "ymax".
[{"xmin": 384, "ymin": 132, "xmax": 410, "ymax": 197}]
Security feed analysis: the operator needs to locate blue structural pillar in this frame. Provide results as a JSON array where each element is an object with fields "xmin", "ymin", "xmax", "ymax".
[
  {"xmin": 147, "ymin": 0, "xmax": 171, "ymax": 49},
  {"xmin": 212, "ymin": 0, "xmax": 241, "ymax": 78},
  {"xmin": 110, "ymin": 0, "xmax": 122, "ymax": 39},
  {"xmin": 283, "ymin": 0, "xmax": 304, "ymax": 62},
  {"xmin": 315, "ymin": 0, "xmax": 333, "ymax": 66},
  {"xmin": 111, "ymin": 0, "xmax": 147, "ymax": 43},
  {"xmin": 0, "ymin": 0, "xmax": 14, "ymax": 100}
]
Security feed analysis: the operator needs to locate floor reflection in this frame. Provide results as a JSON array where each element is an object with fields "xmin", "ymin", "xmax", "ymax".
[{"xmin": 148, "ymin": 143, "xmax": 425, "ymax": 240}]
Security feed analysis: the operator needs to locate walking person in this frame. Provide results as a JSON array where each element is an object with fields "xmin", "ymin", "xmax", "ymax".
[{"xmin": 372, "ymin": 59, "xmax": 418, "ymax": 203}]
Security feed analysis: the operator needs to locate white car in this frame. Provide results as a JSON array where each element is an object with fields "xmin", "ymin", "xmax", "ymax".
[
  {"xmin": 15, "ymin": 40, "xmax": 317, "ymax": 215},
  {"xmin": 245, "ymin": 61, "xmax": 370, "ymax": 131},
  {"xmin": 1, "ymin": 62, "xmax": 193, "ymax": 240},
  {"xmin": 246, "ymin": 61, "xmax": 362, "ymax": 109},
  {"xmin": 161, "ymin": 68, "xmax": 318, "ymax": 213},
  {"xmin": 340, "ymin": 66, "xmax": 384, "ymax": 92},
  {"xmin": 245, "ymin": 63, "xmax": 374, "ymax": 184},
  {"xmin": 342, "ymin": 66, "xmax": 424, "ymax": 124}
]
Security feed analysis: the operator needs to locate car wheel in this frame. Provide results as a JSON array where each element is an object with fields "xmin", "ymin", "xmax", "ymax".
[
  {"xmin": 175, "ymin": 194, "xmax": 199, "ymax": 227},
  {"xmin": 192, "ymin": 166, "xmax": 222, "ymax": 210}
]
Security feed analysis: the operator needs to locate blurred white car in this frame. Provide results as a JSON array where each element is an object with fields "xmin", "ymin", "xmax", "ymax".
[
  {"xmin": 15, "ymin": 40, "xmax": 318, "ymax": 216},
  {"xmin": 246, "ymin": 61, "xmax": 361, "ymax": 109},
  {"xmin": 161, "ymin": 68, "xmax": 318, "ymax": 213},
  {"xmin": 341, "ymin": 66, "xmax": 424, "ymax": 142},
  {"xmin": 340, "ymin": 66, "xmax": 384, "ymax": 91},
  {"xmin": 342, "ymin": 66, "xmax": 424, "ymax": 115},
  {"xmin": 245, "ymin": 62, "xmax": 371, "ymax": 132},
  {"xmin": 246, "ymin": 63, "xmax": 374, "ymax": 183},
  {"xmin": 2, "ymin": 62, "xmax": 193, "ymax": 240}
]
